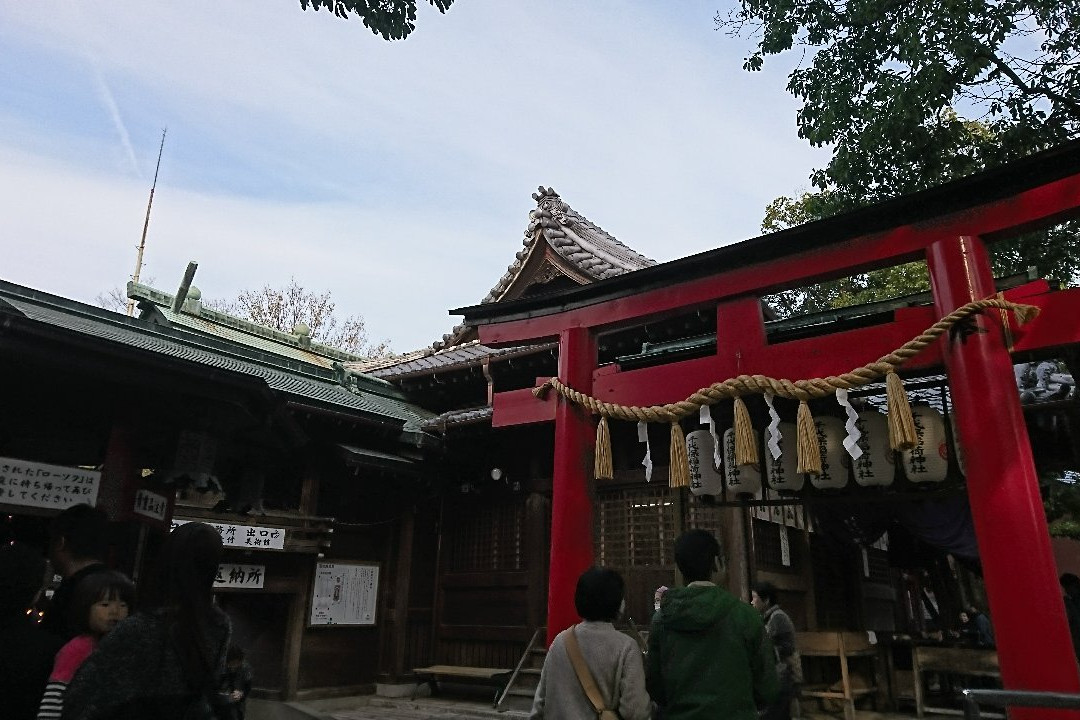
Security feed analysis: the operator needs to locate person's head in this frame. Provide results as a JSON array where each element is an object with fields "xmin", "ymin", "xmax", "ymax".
[
  {"xmin": 150, "ymin": 522, "xmax": 223, "ymax": 612},
  {"xmin": 0, "ymin": 542, "xmax": 47, "ymax": 617},
  {"xmin": 959, "ymin": 611, "xmax": 970, "ymax": 624},
  {"xmin": 674, "ymin": 529, "xmax": 723, "ymax": 584},
  {"xmin": 148, "ymin": 522, "xmax": 224, "ymax": 689},
  {"xmin": 967, "ymin": 604, "xmax": 982, "ymax": 617},
  {"xmin": 49, "ymin": 504, "xmax": 108, "ymax": 576},
  {"xmin": 751, "ymin": 581, "xmax": 779, "ymax": 614},
  {"xmin": 1062, "ymin": 573, "xmax": 1080, "ymax": 597},
  {"xmin": 69, "ymin": 570, "xmax": 134, "ymax": 638},
  {"xmin": 574, "ymin": 567, "xmax": 625, "ymax": 622}
]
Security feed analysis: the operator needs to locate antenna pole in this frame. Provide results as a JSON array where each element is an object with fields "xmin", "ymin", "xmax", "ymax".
[{"xmin": 127, "ymin": 128, "xmax": 167, "ymax": 317}]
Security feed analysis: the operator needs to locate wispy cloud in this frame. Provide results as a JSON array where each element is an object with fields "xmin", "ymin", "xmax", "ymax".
[{"xmin": 89, "ymin": 62, "xmax": 140, "ymax": 178}]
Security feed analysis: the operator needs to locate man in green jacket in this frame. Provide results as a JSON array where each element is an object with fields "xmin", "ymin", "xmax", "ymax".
[{"xmin": 646, "ymin": 529, "xmax": 778, "ymax": 720}]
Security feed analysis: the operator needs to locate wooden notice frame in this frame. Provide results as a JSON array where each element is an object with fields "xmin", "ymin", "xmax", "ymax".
[{"xmin": 308, "ymin": 560, "xmax": 380, "ymax": 627}]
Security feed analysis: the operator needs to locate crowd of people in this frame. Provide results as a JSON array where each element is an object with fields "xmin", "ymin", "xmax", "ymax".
[
  {"xmin": 530, "ymin": 528, "xmax": 790, "ymax": 720},
  {"xmin": 0, "ymin": 504, "xmax": 251, "ymax": 720}
]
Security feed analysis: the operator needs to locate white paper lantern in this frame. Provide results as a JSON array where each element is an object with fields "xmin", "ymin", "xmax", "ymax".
[
  {"xmin": 686, "ymin": 429, "xmax": 724, "ymax": 496},
  {"xmin": 811, "ymin": 416, "xmax": 849, "ymax": 489},
  {"xmin": 722, "ymin": 427, "xmax": 762, "ymax": 496},
  {"xmin": 853, "ymin": 411, "xmax": 895, "ymax": 487},
  {"xmin": 901, "ymin": 406, "xmax": 950, "ymax": 483},
  {"xmin": 764, "ymin": 422, "xmax": 804, "ymax": 492}
]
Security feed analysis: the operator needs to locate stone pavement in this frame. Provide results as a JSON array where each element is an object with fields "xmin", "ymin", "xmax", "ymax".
[{"xmin": 249, "ymin": 694, "xmax": 929, "ymax": 720}]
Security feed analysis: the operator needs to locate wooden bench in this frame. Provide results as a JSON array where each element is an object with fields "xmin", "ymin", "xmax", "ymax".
[
  {"xmin": 411, "ymin": 665, "xmax": 513, "ymax": 700},
  {"xmin": 797, "ymin": 631, "xmax": 881, "ymax": 720},
  {"xmin": 911, "ymin": 646, "xmax": 1000, "ymax": 718}
]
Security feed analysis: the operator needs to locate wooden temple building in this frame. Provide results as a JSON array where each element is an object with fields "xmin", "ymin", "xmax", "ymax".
[{"xmin": 4, "ymin": 140, "xmax": 1080, "ymax": 713}]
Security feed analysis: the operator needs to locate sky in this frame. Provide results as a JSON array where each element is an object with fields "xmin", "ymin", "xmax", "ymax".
[{"xmin": 0, "ymin": 1, "xmax": 829, "ymax": 353}]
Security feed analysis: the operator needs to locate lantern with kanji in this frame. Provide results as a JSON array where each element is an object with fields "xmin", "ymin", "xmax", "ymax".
[
  {"xmin": 853, "ymin": 410, "xmax": 895, "ymax": 487},
  {"xmin": 764, "ymin": 422, "xmax": 804, "ymax": 492},
  {"xmin": 722, "ymin": 427, "xmax": 761, "ymax": 496},
  {"xmin": 686, "ymin": 429, "xmax": 723, "ymax": 496},
  {"xmin": 901, "ymin": 405, "xmax": 949, "ymax": 483},
  {"xmin": 810, "ymin": 416, "xmax": 849, "ymax": 489}
]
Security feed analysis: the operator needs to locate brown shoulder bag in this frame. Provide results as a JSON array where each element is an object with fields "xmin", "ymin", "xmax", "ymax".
[{"xmin": 564, "ymin": 624, "xmax": 622, "ymax": 720}]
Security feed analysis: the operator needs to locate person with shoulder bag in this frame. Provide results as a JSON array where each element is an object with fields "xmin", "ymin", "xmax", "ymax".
[{"xmin": 529, "ymin": 568, "xmax": 651, "ymax": 720}]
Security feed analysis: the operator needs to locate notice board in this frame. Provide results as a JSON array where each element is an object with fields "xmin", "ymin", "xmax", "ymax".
[{"xmin": 309, "ymin": 561, "xmax": 379, "ymax": 626}]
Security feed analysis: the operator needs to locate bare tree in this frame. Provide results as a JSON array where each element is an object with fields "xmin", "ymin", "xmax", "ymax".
[
  {"xmin": 207, "ymin": 278, "xmax": 392, "ymax": 358},
  {"xmin": 96, "ymin": 287, "xmax": 129, "ymax": 313}
]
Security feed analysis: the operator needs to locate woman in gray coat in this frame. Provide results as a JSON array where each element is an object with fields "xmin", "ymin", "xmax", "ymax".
[{"xmin": 530, "ymin": 567, "xmax": 651, "ymax": 720}]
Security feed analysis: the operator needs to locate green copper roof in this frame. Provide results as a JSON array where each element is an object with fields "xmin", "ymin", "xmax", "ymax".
[{"xmin": 0, "ymin": 280, "xmax": 433, "ymax": 428}]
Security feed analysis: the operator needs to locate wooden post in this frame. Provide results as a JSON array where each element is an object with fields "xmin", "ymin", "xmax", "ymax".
[
  {"xmin": 391, "ymin": 510, "xmax": 415, "ymax": 679},
  {"xmin": 928, "ymin": 235, "xmax": 1080, "ymax": 718},
  {"xmin": 546, "ymin": 327, "xmax": 596, "ymax": 645}
]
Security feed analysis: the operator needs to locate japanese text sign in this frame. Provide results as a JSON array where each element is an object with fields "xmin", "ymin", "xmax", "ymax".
[
  {"xmin": 171, "ymin": 519, "xmax": 286, "ymax": 550},
  {"xmin": 0, "ymin": 457, "xmax": 100, "ymax": 511},
  {"xmin": 214, "ymin": 563, "xmax": 266, "ymax": 589}
]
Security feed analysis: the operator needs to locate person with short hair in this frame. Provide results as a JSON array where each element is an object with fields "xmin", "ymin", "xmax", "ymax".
[
  {"xmin": 0, "ymin": 542, "xmax": 64, "ymax": 720},
  {"xmin": 965, "ymin": 604, "xmax": 994, "ymax": 647},
  {"xmin": 42, "ymin": 504, "xmax": 111, "ymax": 642},
  {"xmin": 646, "ymin": 529, "xmax": 778, "ymax": 720},
  {"xmin": 751, "ymin": 581, "xmax": 800, "ymax": 720},
  {"xmin": 529, "ymin": 567, "xmax": 651, "ymax": 720},
  {"xmin": 215, "ymin": 645, "xmax": 253, "ymax": 720}
]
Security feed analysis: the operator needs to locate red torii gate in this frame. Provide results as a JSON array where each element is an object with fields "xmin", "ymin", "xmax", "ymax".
[{"xmin": 455, "ymin": 141, "xmax": 1080, "ymax": 717}]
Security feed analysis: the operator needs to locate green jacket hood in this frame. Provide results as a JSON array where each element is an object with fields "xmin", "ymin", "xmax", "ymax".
[{"xmin": 662, "ymin": 584, "xmax": 742, "ymax": 632}]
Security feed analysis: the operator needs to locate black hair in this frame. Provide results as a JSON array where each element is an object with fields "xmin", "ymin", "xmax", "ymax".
[
  {"xmin": 1062, "ymin": 574, "xmax": 1080, "ymax": 595},
  {"xmin": 226, "ymin": 645, "xmax": 246, "ymax": 663},
  {"xmin": 145, "ymin": 522, "xmax": 224, "ymax": 692},
  {"xmin": 0, "ymin": 542, "xmax": 46, "ymax": 616},
  {"xmin": 753, "ymin": 580, "xmax": 779, "ymax": 606},
  {"xmin": 674, "ymin": 529, "xmax": 722, "ymax": 583},
  {"xmin": 68, "ymin": 570, "xmax": 135, "ymax": 636},
  {"xmin": 574, "ymin": 567, "xmax": 625, "ymax": 622},
  {"xmin": 50, "ymin": 504, "xmax": 109, "ymax": 562}
]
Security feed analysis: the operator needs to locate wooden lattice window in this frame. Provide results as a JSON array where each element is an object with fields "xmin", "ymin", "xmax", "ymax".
[
  {"xmin": 445, "ymin": 500, "xmax": 524, "ymax": 572},
  {"xmin": 595, "ymin": 487, "xmax": 677, "ymax": 568}
]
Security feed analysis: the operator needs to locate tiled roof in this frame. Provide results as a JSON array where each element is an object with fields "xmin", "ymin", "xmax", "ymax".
[
  {"xmin": 348, "ymin": 340, "xmax": 557, "ymax": 380},
  {"xmin": 0, "ymin": 281, "xmax": 433, "ymax": 428},
  {"xmin": 483, "ymin": 186, "xmax": 656, "ymax": 305},
  {"xmin": 421, "ymin": 405, "xmax": 494, "ymax": 432},
  {"xmin": 128, "ymin": 282, "xmax": 360, "ymax": 367},
  {"xmin": 383, "ymin": 187, "xmax": 656, "ymax": 361}
]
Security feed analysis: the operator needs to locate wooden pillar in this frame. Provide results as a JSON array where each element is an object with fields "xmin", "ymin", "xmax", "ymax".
[
  {"xmin": 928, "ymin": 235, "xmax": 1080, "ymax": 717},
  {"xmin": 546, "ymin": 327, "xmax": 596, "ymax": 645},
  {"xmin": 390, "ymin": 509, "xmax": 415, "ymax": 680},
  {"xmin": 526, "ymin": 492, "xmax": 551, "ymax": 631}
]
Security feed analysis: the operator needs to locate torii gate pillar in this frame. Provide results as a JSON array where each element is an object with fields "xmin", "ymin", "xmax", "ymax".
[
  {"xmin": 546, "ymin": 327, "xmax": 596, "ymax": 646},
  {"xmin": 929, "ymin": 235, "xmax": 1080, "ymax": 718}
]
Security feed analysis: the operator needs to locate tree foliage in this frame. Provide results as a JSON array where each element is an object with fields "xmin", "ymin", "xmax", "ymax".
[
  {"xmin": 208, "ymin": 278, "xmax": 392, "ymax": 358},
  {"xmin": 761, "ymin": 193, "xmax": 932, "ymax": 317},
  {"xmin": 719, "ymin": 0, "xmax": 1080, "ymax": 201},
  {"xmin": 723, "ymin": 0, "xmax": 1080, "ymax": 316},
  {"xmin": 298, "ymin": 0, "xmax": 454, "ymax": 41}
]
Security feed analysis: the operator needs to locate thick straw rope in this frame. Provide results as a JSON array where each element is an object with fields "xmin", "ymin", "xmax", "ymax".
[{"xmin": 536, "ymin": 297, "xmax": 1038, "ymax": 482}]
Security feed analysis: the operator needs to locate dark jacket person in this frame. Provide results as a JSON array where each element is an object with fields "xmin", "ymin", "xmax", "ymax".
[
  {"xmin": 646, "ymin": 529, "xmax": 778, "ymax": 720},
  {"xmin": 42, "ymin": 504, "xmax": 110, "ymax": 642}
]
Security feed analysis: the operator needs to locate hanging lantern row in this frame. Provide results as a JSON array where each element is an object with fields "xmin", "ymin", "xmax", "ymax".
[
  {"xmin": 684, "ymin": 405, "xmax": 956, "ymax": 497},
  {"xmin": 533, "ymin": 296, "xmax": 1037, "ymax": 491}
]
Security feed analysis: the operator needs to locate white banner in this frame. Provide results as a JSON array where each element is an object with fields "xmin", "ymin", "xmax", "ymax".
[
  {"xmin": 215, "ymin": 563, "xmax": 266, "ymax": 589},
  {"xmin": 0, "ymin": 457, "xmax": 100, "ymax": 510},
  {"xmin": 171, "ymin": 519, "xmax": 285, "ymax": 550}
]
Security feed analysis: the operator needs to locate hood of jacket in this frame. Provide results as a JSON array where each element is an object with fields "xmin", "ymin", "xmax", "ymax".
[{"xmin": 660, "ymin": 584, "xmax": 742, "ymax": 632}]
